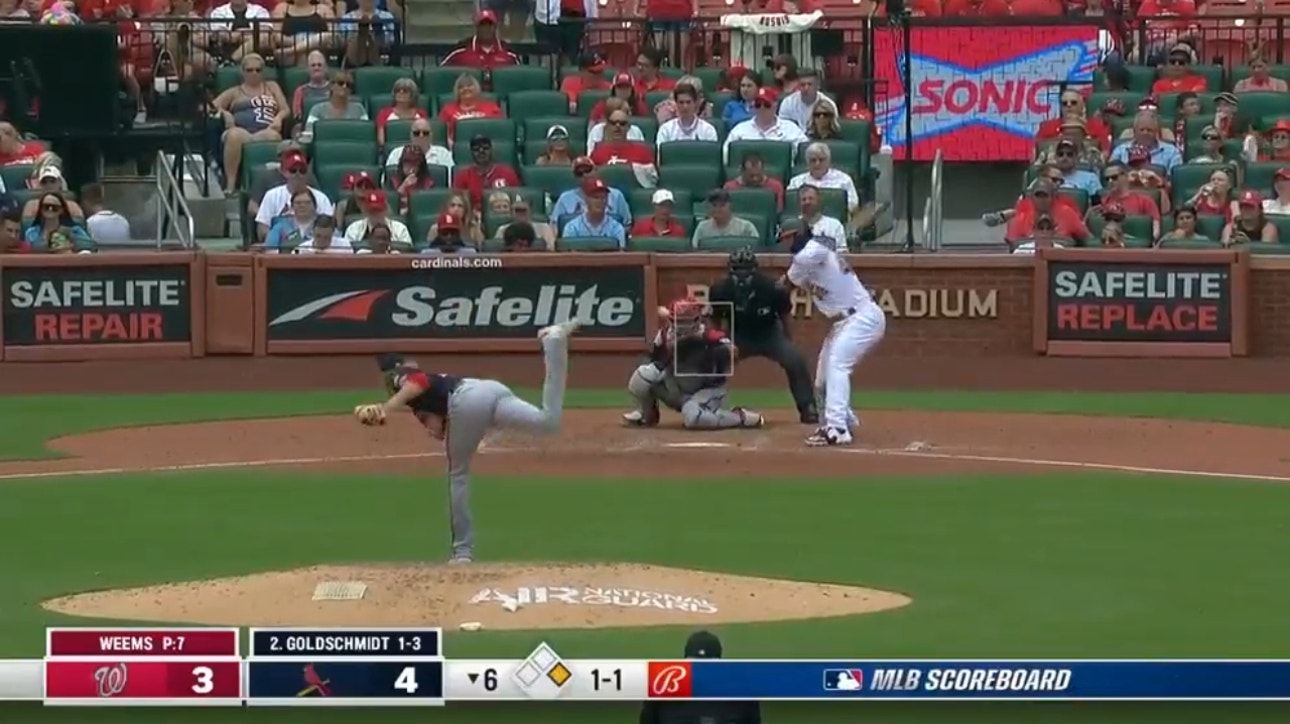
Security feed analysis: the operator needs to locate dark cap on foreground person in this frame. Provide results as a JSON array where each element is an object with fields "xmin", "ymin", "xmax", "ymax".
[{"xmin": 638, "ymin": 631, "xmax": 761, "ymax": 724}]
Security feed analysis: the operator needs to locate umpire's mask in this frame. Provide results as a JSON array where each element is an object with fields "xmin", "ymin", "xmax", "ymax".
[{"xmin": 727, "ymin": 247, "xmax": 759, "ymax": 289}]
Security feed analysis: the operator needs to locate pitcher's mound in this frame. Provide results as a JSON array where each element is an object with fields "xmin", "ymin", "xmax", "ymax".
[{"xmin": 43, "ymin": 563, "xmax": 911, "ymax": 631}]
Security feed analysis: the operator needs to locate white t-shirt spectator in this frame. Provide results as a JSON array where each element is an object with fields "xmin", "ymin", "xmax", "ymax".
[
  {"xmin": 656, "ymin": 117, "xmax": 719, "ymax": 144},
  {"xmin": 587, "ymin": 122, "xmax": 645, "ymax": 155},
  {"xmin": 384, "ymin": 144, "xmax": 454, "ymax": 171},
  {"xmin": 724, "ymin": 118, "xmax": 807, "ymax": 162},
  {"xmin": 293, "ymin": 237, "xmax": 354, "ymax": 254},
  {"xmin": 1264, "ymin": 198, "xmax": 1290, "ymax": 216},
  {"xmin": 255, "ymin": 185, "xmax": 334, "ymax": 228},
  {"xmin": 344, "ymin": 218, "xmax": 413, "ymax": 244},
  {"xmin": 800, "ymin": 214, "xmax": 850, "ymax": 252},
  {"xmin": 777, "ymin": 91, "xmax": 835, "ymax": 133},
  {"xmin": 788, "ymin": 168, "xmax": 861, "ymax": 211},
  {"xmin": 86, "ymin": 210, "xmax": 132, "ymax": 244},
  {"xmin": 209, "ymin": 2, "xmax": 271, "ymax": 31}
]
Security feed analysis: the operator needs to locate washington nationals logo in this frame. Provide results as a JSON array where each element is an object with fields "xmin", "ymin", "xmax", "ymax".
[
  {"xmin": 649, "ymin": 665, "xmax": 688, "ymax": 695},
  {"xmin": 93, "ymin": 663, "xmax": 129, "ymax": 698}
]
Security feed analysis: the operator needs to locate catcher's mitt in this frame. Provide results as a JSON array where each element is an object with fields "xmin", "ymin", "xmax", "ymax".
[{"xmin": 353, "ymin": 404, "xmax": 387, "ymax": 426}]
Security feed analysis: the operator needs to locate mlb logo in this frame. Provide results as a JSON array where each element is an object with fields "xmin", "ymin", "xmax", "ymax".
[{"xmin": 822, "ymin": 669, "xmax": 864, "ymax": 692}]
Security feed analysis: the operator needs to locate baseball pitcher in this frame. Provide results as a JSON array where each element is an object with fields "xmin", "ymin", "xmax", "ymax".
[
  {"xmin": 780, "ymin": 216, "xmax": 886, "ymax": 446},
  {"xmin": 708, "ymin": 247, "xmax": 818, "ymax": 424},
  {"xmin": 621, "ymin": 298, "xmax": 764, "ymax": 429},
  {"xmin": 352, "ymin": 319, "xmax": 580, "ymax": 563}
]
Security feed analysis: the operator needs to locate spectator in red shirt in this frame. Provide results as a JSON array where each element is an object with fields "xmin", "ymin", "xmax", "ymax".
[
  {"xmin": 1010, "ymin": 0, "xmax": 1062, "ymax": 15},
  {"xmin": 375, "ymin": 78, "xmax": 427, "ymax": 146},
  {"xmin": 590, "ymin": 73, "xmax": 648, "ymax": 123},
  {"xmin": 723, "ymin": 152, "xmax": 785, "ymax": 211},
  {"xmin": 452, "ymin": 134, "xmax": 521, "ymax": 208},
  {"xmin": 560, "ymin": 52, "xmax": 612, "ymax": 112},
  {"xmin": 1152, "ymin": 44, "xmax": 1206, "ymax": 95},
  {"xmin": 943, "ymin": 0, "xmax": 1009, "ymax": 16},
  {"xmin": 1005, "ymin": 180, "xmax": 1090, "ymax": 247},
  {"xmin": 1097, "ymin": 162, "xmax": 1162, "ymax": 233},
  {"xmin": 0, "ymin": 123, "xmax": 47, "ymax": 166},
  {"xmin": 629, "ymin": 189, "xmax": 686, "ymax": 237},
  {"xmin": 438, "ymin": 73, "xmax": 505, "ymax": 144},
  {"xmin": 1036, "ymin": 90, "xmax": 1110, "ymax": 148},
  {"xmin": 634, "ymin": 48, "xmax": 676, "ymax": 96},
  {"xmin": 0, "ymin": 214, "xmax": 29, "ymax": 254},
  {"xmin": 441, "ymin": 11, "xmax": 520, "ymax": 69},
  {"xmin": 590, "ymin": 107, "xmax": 655, "ymax": 166}
]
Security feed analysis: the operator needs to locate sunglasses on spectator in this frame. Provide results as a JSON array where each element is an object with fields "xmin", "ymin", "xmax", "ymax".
[
  {"xmin": 1105, "ymin": 173, "xmax": 1121, "ymax": 181},
  {"xmin": 813, "ymin": 111, "xmax": 833, "ymax": 118},
  {"xmin": 41, "ymin": 203, "xmax": 61, "ymax": 212},
  {"xmin": 753, "ymin": 101, "xmax": 772, "ymax": 109},
  {"xmin": 1056, "ymin": 150, "xmax": 1075, "ymax": 157},
  {"xmin": 608, "ymin": 119, "xmax": 627, "ymax": 126},
  {"xmin": 332, "ymin": 80, "xmax": 350, "ymax": 87},
  {"xmin": 1168, "ymin": 57, "xmax": 1189, "ymax": 65},
  {"xmin": 1061, "ymin": 99, "xmax": 1079, "ymax": 107},
  {"xmin": 1202, "ymin": 133, "xmax": 1220, "ymax": 141},
  {"xmin": 243, "ymin": 66, "xmax": 262, "ymax": 73},
  {"xmin": 411, "ymin": 130, "xmax": 431, "ymax": 136}
]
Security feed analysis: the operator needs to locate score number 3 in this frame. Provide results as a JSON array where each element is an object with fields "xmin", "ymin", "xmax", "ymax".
[{"xmin": 192, "ymin": 666, "xmax": 214, "ymax": 694}]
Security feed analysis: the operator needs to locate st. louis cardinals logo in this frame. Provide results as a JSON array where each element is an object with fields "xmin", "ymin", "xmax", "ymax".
[
  {"xmin": 93, "ymin": 663, "xmax": 129, "ymax": 698},
  {"xmin": 647, "ymin": 662, "xmax": 692, "ymax": 697}
]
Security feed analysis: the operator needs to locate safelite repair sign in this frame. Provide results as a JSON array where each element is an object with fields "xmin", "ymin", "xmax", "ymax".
[
  {"xmin": 1045, "ymin": 262, "xmax": 1232, "ymax": 343},
  {"xmin": 2, "ymin": 266, "xmax": 190, "ymax": 345}
]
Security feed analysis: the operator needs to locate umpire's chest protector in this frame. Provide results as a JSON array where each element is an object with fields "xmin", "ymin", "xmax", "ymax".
[{"xmin": 731, "ymin": 276, "xmax": 782, "ymax": 337}]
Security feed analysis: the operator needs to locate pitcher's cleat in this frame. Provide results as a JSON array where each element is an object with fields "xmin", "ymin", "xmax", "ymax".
[
  {"xmin": 448, "ymin": 555, "xmax": 473, "ymax": 565},
  {"xmin": 735, "ymin": 407, "xmax": 764, "ymax": 428},
  {"xmin": 806, "ymin": 427, "xmax": 853, "ymax": 447},
  {"xmin": 538, "ymin": 320, "xmax": 582, "ymax": 340}
]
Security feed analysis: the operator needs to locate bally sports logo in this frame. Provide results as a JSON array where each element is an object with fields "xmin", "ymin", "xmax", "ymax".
[
  {"xmin": 647, "ymin": 662, "xmax": 692, "ymax": 698},
  {"xmin": 2, "ymin": 268, "xmax": 191, "ymax": 345}
]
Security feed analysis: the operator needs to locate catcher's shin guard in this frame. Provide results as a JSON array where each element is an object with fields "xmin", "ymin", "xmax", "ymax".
[{"xmin": 625, "ymin": 363, "xmax": 663, "ymax": 426}]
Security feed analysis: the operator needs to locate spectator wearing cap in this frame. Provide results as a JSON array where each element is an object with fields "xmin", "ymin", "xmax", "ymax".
[
  {"xmin": 22, "ymin": 166, "xmax": 84, "ymax": 224},
  {"xmin": 792, "ymin": 184, "xmax": 849, "ymax": 251},
  {"xmin": 1096, "ymin": 203, "xmax": 1142, "ymax": 248},
  {"xmin": 253, "ymin": 149, "xmax": 333, "ymax": 242},
  {"xmin": 1257, "ymin": 119, "xmax": 1290, "ymax": 163},
  {"xmin": 442, "ymin": 11, "xmax": 520, "ymax": 68},
  {"xmin": 1223, "ymin": 190, "xmax": 1278, "ymax": 245},
  {"xmin": 724, "ymin": 88, "xmax": 807, "ymax": 162},
  {"xmin": 788, "ymin": 142, "xmax": 862, "ymax": 227},
  {"xmin": 656, "ymin": 83, "xmax": 719, "ymax": 144},
  {"xmin": 943, "ymin": 0, "xmax": 1010, "ymax": 16},
  {"xmin": 248, "ymin": 142, "xmax": 320, "ymax": 220},
  {"xmin": 264, "ymin": 187, "xmax": 332, "ymax": 252},
  {"xmin": 1098, "ymin": 162, "xmax": 1162, "ymax": 233},
  {"xmin": 560, "ymin": 53, "xmax": 612, "ymax": 112},
  {"xmin": 1034, "ymin": 118, "xmax": 1106, "ymax": 170},
  {"xmin": 561, "ymin": 178, "xmax": 626, "ymax": 247},
  {"xmin": 1110, "ymin": 112, "xmax": 1181, "ymax": 173},
  {"xmin": 589, "ymin": 98, "xmax": 647, "ymax": 155},
  {"xmin": 1185, "ymin": 167, "xmax": 1236, "ymax": 221},
  {"xmin": 725, "ymin": 152, "xmax": 785, "ymax": 211},
  {"xmin": 536, "ymin": 125, "xmax": 575, "ymax": 166},
  {"xmin": 304, "ymin": 71, "xmax": 369, "ymax": 136},
  {"xmin": 452, "ymin": 135, "xmax": 521, "ymax": 208},
  {"xmin": 439, "ymin": 74, "xmax": 505, "ymax": 144},
  {"xmin": 80, "ymin": 183, "xmax": 131, "ymax": 245},
  {"xmin": 500, "ymin": 220, "xmax": 539, "ymax": 250},
  {"xmin": 589, "ymin": 73, "xmax": 648, "ymax": 123},
  {"xmin": 654, "ymin": 75, "xmax": 712, "ymax": 124},
  {"xmin": 630, "ymin": 189, "xmax": 686, "ymax": 237},
  {"xmin": 1235, "ymin": 49, "xmax": 1287, "ymax": 94},
  {"xmin": 590, "ymin": 105, "xmax": 655, "ymax": 167},
  {"xmin": 375, "ymin": 78, "xmax": 427, "ymax": 146},
  {"xmin": 1187, "ymin": 124, "xmax": 1230, "ymax": 164},
  {"xmin": 1046, "ymin": 140, "xmax": 1101, "ymax": 195},
  {"xmin": 723, "ymin": 71, "xmax": 761, "ymax": 127},
  {"xmin": 1004, "ymin": 179, "xmax": 1090, "ymax": 248},
  {"xmin": 776, "ymin": 69, "xmax": 834, "ymax": 132},
  {"xmin": 1265, "ymin": 168, "xmax": 1290, "ymax": 215},
  {"xmin": 426, "ymin": 212, "xmax": 480, "ymax": 254},
  {"xmin": 344, "ymin": 190, "xmax": 414, "ymax": 248},
  {"xmin": 1152, "ymin": 44, "xmax": 1206, "ymax": 95},
  {"xmin": 639, "ymin": 631, "xmax": 761, "ymax": 724},
  {"xmin": 25, "ymin": 193, "xmax": 94, "ymax": 254},
  {"xmin": 384, "ymin": 118, "xmax": 454, "ymax": 175},
  {"xmin": 633, "ymin": 48, "xmax": 676, "ymax": 96},
  {"xmin": 1035, "ymin": 90, "xmax": 1110, "ymax": 149},
  {"xmin": 692, "ymin": 189, "xmax": 758, "ymax": 247},
  {"xmin": 291, "ymin": 51, "xmax": 332, "ymax": 121},
  {"xmin": 335, "ymin": 170, "xmax": 380, "ymax": 220},
  {"xmin": 291, "ymin": 216, "xmax": 351, "ymax": 254},
  {"xmin": 1212, "ymin": 93, "xmax": 1248, "ymax": 141},
  {"xmin": 495, "ymin": 194, "xmax": 557, "ymax": 246},
  {"xmin": 341, "ymin": 0, "xmax": 397, "ymax": 67},
  {"xmin": 551, "ymin": 156, "xmax": 632, "ymax": 224}
]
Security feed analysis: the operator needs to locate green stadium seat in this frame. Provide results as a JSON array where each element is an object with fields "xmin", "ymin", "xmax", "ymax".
[
  {"xmin": 0, "ymin": 164, "xmax": 33, "ymax": 192},
  {"xmin": 1159, "ymin": 93, "xmax": 1217, "ymax": 120},
  {"xmin": 1236, "ymin": 92, "xmax": 1290, "ymax": 125},
  {"xmin": 628, "ymin": 236, "xmax": 693, "ymax": 252},
  {"xmin": 1195, "ymin": 214, "xmax": 1226, "ymax": 241},
  {"xmin": 1245, "ymin": 161, "xmax": 1284, "ymax": 192},
  {"xmin": 1231, "ymin": 65, "xmax": 1290, "ymax": 88},
  {"xmin": 727, "ymin": 140, "xmax": 794, "ymax": 177},
  {"xmin": 1057, "ymin": 188, "xmax": 1090, "ymax": 214},
  {"xmin": 385, "ymin": 118, "xmax": 448, "ymax": 147},
  {"xmin": 311, "ymin": 140, "xmax": 378, "ymax": 168},
  {"xmin": 215, "ymin": 65, "xmax": 241, "ymax": 93},
  {"xmin": 452, "ymin": 140, "xmax": 517, "ymax": 165},
  {"xmin": 724, "ymin": 187, "xmax": 777, "ymax": 216},
  {"xmin": 691, "ymin": 68, "xmax": 724, "ymax": 94},
  {"xmin": 694, "ymin": 235, "xmax": 761, "ymax": 252},
  {"xmin": 559, "ymin": 66, "xmax": 614, "ymax": 83},
  {"xmin": 837, "ymin": 119, "xmax": 872, "ymax": 148},
  {"xmin": 408, "ymin": 189, "xmax": 457, "ymax": 218},
  {"xmin": 710, "ymin": 118, "xmax": 729, "ymax": 141},
  {"xmin": 1192, "ymin": 65, "xmax": 1224, "ymax": 93},
  {"xmin": 1269, "ymin": 216, "xmax": 1290, "ymax": 242},
  {"xmin": 1085, "ymin": 214, "xmax": 1155, "ymax": 247},
  {"xmin": 423, "ymin": 67, "xmax": 483, "ymax": 96},
  {"xmin": 1124, "ymin": 65, "xmax": 1157, "ymax": 93},
  {"xmin": 312, "ymin": 120, "xmax": 378, "ymax": 144},
  {"xmin": 659, "ymin": 164, "xmax": 723, "ymax": 198},
  {"xmin": 658, "ymin": 140, "xmax": 720, "ymax": 168},
  {"xmin": 491, "ymin": 66, "xmax": 556, "ymax": 96},
  {"xmin": 1088, "ymin": 91, "xmax": 1144, "ymax": 116},
  {"xmin": 630, "ymin": 115, "xmax": 659, "ymax": 144},
  {"xmin": 576, "ymin": 91, "xmax": 610, "ymax": 117},
  {"xmin": 1169, "ymin": 162, "xmax": 1236, "ymax": 205},
  {"xmin": 280, "ymin": 66, "xmax": 309, "ymax": 98},
  {"xmin": 317, "ymin": 164, "xmax": 381, "ymax": 200},
  {"xmin": 644, "ymin": 90, "xmax": 671, "ymax": 111},
  {"xmin": 456, "ymin": 118, "xmax": 518, "ymax": 146},
  {"xmin": 436, "ymin": 92, "xmax": 500, "ymax": 111},
  {"xmin": 354, "ymin": 67, "xmax": 415, "ymax": 98},
  {"xmin": 522, "ymin": 164, "xmax": 579, "ymax": 197},
  {"xmin": 595, "ymin": 164, "xmax": 643, "ymax": 191},
  {"xmin": 555, "ymin": 236, "xmax": 621, "ymax": 251},
  {"xmin": 509, "ymin": 91, "xmax": 573, "ymax": 120},
  {"xmin": 629, "ymin": 187, "xmax": 693, "ymax": 215},
  {"xmin": 711, "ymin": 91, "xmax": 735, "ymax": 119},
  {"xmin": 240, "ymin": 142, "xmax": 282, "ymax": 189}
]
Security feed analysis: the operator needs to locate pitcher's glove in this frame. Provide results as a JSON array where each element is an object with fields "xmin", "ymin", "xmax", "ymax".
[{"xmin": 354, "ymin": 404, "xmax": 386, "ymax": 426}]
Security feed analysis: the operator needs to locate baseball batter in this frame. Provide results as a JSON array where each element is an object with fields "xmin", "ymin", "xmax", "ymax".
[
  {"xmin": 781, "ymin": 232, "xmax": 885, "ymax": 446},
  {"xmin": 353, "ymin": 319, "xmax": 580, "ymax": 563},
  {"xmin": 621, "ymin": 298, "xmax": 764, "ymax": 429}
]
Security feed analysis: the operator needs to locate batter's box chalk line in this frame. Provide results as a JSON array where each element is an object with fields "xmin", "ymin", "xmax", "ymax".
[{"xmin": 312, "ymin": 581, "xmax": 368, "ymax": 601}]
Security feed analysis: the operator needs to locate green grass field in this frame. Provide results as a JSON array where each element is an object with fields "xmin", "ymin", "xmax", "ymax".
[{"xmin": 3, "ymin": 388, "xmax": 1289, "ymax": 722}]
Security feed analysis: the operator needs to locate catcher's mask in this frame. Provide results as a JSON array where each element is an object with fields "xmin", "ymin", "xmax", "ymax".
[
  {"xmin": 669, "ymin": 297, "xmax": 705, "ymax": 337},
  {"xmin": 727, "ymin": 247, "xmax": 758, "ymax": 286},
  {"xmin": 376, "ymin": 353, "xmax": 406, "ymax": 372}
]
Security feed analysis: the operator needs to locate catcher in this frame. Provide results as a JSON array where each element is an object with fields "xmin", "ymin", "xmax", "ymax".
[
  {"xmin": 620, "ymin": 297, "xmax": 764, "ymax": 429},
  {"xmin": 353, "ymin": 319, "xmax": 580, "ymax": 564}
]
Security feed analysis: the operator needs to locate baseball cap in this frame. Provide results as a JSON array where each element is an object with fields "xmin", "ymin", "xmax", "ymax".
[
  {"xmin": 1200, "ymin": 124, "xmax": 1221, "ymax": 138},
  {"xmin": 754, "ymin": 87, "xmax": 776, "ymax": 106},
  {"xmin": 437, "ymin": 212, "xmax": 460, "ymax": 230},
  {"xmin": 573, "ymin": 156, "xmax": 596, "ymax": 173},
  {"xmin": 512, "ymin": 194, "xmax": 530, "ymax": 210},
  {"xmin": 38, "ymin": 166, "xmax": 63, "ymax": 182},
  {"xmin": 707, "ymin": 188, "xmax": 731, "ymax": 204},
  {"xmin": 546, "ymin": 124, "xmax": 570, "ymax": 141},
  {"xmin": 282, "ymin": 150, "xmax": 308, "ymax": 172},
  {"xmin": 1217, "ymin": 91, "xmax": 1239, "ymax": 107},
  {"xmin": 651, "ymin": 189, "xmax": 674, "ymax": 205},
  {"xmin": 1059, "ymin": 117, "xmax": 1087, "ymax": 131},
  {"xmin": 1168, "ymin": 43, "xmax": 1195, "ymax": 61},
  {"xmin": 1030, "ymin": 179, "xmax": 1055, "ymax": 196},
  {"xmin": 469, "ymin": 134, "xmax": 492, "ymax": 149},
  {"xmin": 613, "ymin": 72, "xmax": 633, "ymax": 87},
  {"xmin": 1276, "ymin": 167, "xmax": 1290, "ymax": 182},
  {"xmin": 475, "ymin": 9, "xmax": 497, "ymax": 23},
  {"xmin": 585, "ymin": 177, "xmax": 608, "ymax": 195},
  {"xmin": 342, "ymin": 170, "xmax": 376, "ymax": 190},
  {"xmin": 1239, "ymin": 189, "xmax": 1263, "ymax": 206},
  {"xmin": 276, "ymin": 139, "xmax": 304, "ymax": 156},
  {"xmin": 683, "ymin": 631, "xmax": 723, "ymax": 659},
  {"xmin": 362, "ymin": 190, "xmax": 386, "ymax": 210},
  {"xmin": 1055, "ymin": 138, "xmax": 1077, "ymax": 151},
  {"xmin": 577, "ymin": 52, "xmax": 606, "ymax": 73}
]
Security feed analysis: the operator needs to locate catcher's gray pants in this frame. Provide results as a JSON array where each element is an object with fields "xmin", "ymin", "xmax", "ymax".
[
  {"xmin": 628, "ymin": 364, "xmax": 744, "ymax": 429},
  {"xmin": 443, "ymin": 332, "xmax": 569, "ymax": 559}
]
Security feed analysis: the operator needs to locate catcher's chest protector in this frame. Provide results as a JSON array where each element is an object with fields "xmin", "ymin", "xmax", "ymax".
[{"xmin": 672, "ymin": 336, "xmax": 730, "ymax": 391}]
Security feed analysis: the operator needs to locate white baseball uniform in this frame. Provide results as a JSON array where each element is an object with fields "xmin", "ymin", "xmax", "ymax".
[{"xmin": 786, "ymin": 238, "xmax": 886, "ymax": 437}]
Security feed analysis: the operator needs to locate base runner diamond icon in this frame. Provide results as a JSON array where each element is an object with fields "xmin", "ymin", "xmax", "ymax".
[
  {"xmin": 512, "ymin": 642, "xmax": 569, "ymax": 700},
  {"xmin": 547, "ymin": 663, "xmax": 571, "ymax": 687}
]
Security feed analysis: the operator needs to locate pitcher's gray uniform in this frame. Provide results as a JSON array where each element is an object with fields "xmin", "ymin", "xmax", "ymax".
[{"xmin": 375, "ymin": 320, "xmax": 579, "ymax": 563}]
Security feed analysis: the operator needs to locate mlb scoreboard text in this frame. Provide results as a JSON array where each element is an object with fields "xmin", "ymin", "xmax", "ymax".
[{"xmin": 1, "ymin": 628, "xmax": 1290, "ymax": 705}]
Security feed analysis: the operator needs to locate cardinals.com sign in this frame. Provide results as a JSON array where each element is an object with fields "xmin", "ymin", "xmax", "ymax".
[{"xmin": 873, "ymin": 25, "xmax": 1100, "ymax": 161}]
